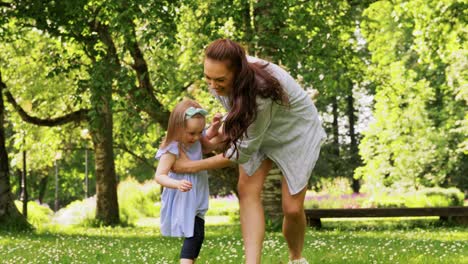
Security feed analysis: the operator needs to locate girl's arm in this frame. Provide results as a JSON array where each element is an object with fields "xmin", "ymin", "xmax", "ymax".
[
  {"xmin": 172, "ymin": 152, "xmax": 233, "ymax": 174},
  {"xmin": 201, "ymin": 127, "xmax": 228, "ymax": 154},
  {"xmin": 205, "ymin": 113, "xmax": 223, "ymax": 140},
  {"xmin": 201, "ymin": 113, "xmax": 227, "ymax": 154},
  {"xmin": 155, "ymin": 153, "xmax": 192, "ymax": 192}
]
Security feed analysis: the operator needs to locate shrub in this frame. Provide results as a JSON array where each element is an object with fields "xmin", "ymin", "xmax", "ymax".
[
  {"xmin": 418, "ymin": 187, "xmax": 464, "ymax": 206},
  {"xmin": 52, "ymin": 178, "xmax": 162, "ymax": 227},
  {"xmin": 15, "ymin": 200, "xmax": 54, "ymax": 227},
  {"xmin": 141, "ymin": 180, "xmax": 162, "ymax": 203},
  {"xmin": 206, "ymin": 194, "xmax": 239, "ymax": 216},
  {"xmin": 363, "ymin": 193, "xmax": 407, "ymax": 208},
  {"xmin": 304, "ymin": 192, "xmax": 369, "ymax": 209},
  {"xmin": 312, "ymin": 177, "xmax": 353, "ymax": 196},
  {"xmin": 52, "ymin": 197, "xmax": 95, "ymax": 226},
  {"xmin": 118, "ymin": 178, "xmax": 160, "ymax": 225},
  {"xmin": 364, "ymin": 187, "xmax": 465, "ymax": 208}
]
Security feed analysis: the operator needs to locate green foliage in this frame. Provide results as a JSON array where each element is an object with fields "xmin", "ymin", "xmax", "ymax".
[
  {"xmin": 364, "ymin": 187, "xmax": 465, "ymax": 208},
  {"xmin": 52, "ymin": 197, "xmax": 96, "ymax": 226},
  {"xmin": 357, "ymin": 0, "xmax": 468, "ymax": 192},
  {"xmin": 418, "ymin": 187, "xmax": 465, "ymax": 206},
  {"xmin": 51, "ymin": 178, "xmax": 161, "ymax": 227},
  {"xmin": 1, "ymin": 26, "xmax": 89, "ymax": 173},
  {"xmin": 305, "ymin": 178, "xmax": 464, "ymax": 209},
  {"xmin": 312, "ymin": 177, "xmax": 354, "ymax": 196},
  {"xmin": 117, "ymin": 178, "xmax": 161, "ymax": 225},
  {"xmin": 2, "ymin": 0, "xmax": 466, "ymax": 228},
  {"xmin": 14, "ymin": 200, "xmax": 53, "ymax": 227},
  {"xmin": 205, "ymin": 195, "xmax": 239, "ymax": 224},
  {"xmin": 304, "ymin": 193, "xmax": 368, "ymax": 209}
]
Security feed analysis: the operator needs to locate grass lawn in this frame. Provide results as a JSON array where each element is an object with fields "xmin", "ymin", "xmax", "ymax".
[{"xmin": 0, "ymin": 218, "xmax": 467, "ymax": 264}]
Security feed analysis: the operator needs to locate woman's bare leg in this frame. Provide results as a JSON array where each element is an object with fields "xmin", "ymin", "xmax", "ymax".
[
  {"xmin": 281, "ymin": 179, "xmax": 308, "ymax": 260},
  {"xmin": 238, "ymin": 159, "xmax": 272, "ymax": 264}
]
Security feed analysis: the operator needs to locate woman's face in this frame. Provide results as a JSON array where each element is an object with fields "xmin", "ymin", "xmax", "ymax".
[{"xmin": 204, "ymin": 58, "xmax": 234, "ymax": 96}]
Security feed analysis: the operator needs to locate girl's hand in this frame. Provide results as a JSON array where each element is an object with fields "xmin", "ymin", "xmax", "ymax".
[
  {"xmin": 205, "ymin": 113, "xmax": 223, "ymax": 139},
  {"xmin": 173, "ymin": 148, "xmax": 198, "ymax": 173},
  {"xmin": 211, "ymin": 113, "xmax": 223, "ymax": 130},
  {"xmin": 177, "ymin": 179, "xmax": 192, "ymax": 192}
]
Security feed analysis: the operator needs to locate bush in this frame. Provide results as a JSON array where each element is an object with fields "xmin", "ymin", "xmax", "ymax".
[
  {"xmin": 52, "ymin": 178, "xmax": 162, "ymax": 227},
  {"xmin": 304, "ymin": 181, "xmax": 465, "ymax": 209},
  {"xmin": 363, "ymin": 193, "xmax": 407, "ymax": 208},
  {"xmin": 312, "ymin": 177, "xmax": 353, "ymax": 196},
  {"xmin": 418, "ymin": 187, "xmax": 464, "ymax": 206},
  {"xmin": 364, "ymin": 187, "xmax": 465, "ymax": 208},
  {"xmin": 206, "ymin": 194, "xmax": 239, "ymax": 217},
  {"xmin": 304, "ymin": 193, "xmax": 370, "ymax": 209},
  {"xmin": 52, "ymin": 197, "xmax": 95, "ymax": 226},
  {"xmin": 140, "ymin": 180, "xmax": 162, "ymax": 203},
  {"xmin": 118, "ymin": 178, "xmax": 160, "ymax": 225},
  {"xmin": 15, "ymin": 200, "xmax": 54, "ymax": 227}
]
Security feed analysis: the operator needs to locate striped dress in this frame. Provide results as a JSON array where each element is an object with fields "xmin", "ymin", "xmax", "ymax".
[{"xmin": 214, "ymin": 56, "xmax": 327, "ymax": 195}]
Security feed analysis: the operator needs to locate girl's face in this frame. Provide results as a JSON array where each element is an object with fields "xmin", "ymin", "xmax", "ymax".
[
  {"xmin": 182, "ymin": 117, "xmax": 205, "ymax": 146},
  {"xmin": 204, "ymin": 58, "xmax": 234, "ymax": 96}
]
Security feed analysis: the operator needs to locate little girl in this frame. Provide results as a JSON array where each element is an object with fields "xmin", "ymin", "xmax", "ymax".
[{"xmin": 155, "ymin": 99, "xmax": 222, "ymax": 263}]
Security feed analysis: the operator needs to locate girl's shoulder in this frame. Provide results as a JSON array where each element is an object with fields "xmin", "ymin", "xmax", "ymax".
[{"xmin": 155, "ymin": 141, "xmax": 179, "ymax": 160}]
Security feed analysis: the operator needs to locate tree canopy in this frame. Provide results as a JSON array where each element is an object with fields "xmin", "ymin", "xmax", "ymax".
[{"xmin": 0, "ymin": 0, "xmax": 466, "ymax": 227}]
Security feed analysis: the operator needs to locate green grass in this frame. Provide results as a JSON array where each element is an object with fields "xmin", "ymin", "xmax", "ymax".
[{"xmin": 1, "ymin": 219, "xmax": 467, "ymax": 264}]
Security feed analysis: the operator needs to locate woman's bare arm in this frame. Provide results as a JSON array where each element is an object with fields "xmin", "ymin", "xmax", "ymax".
[{"xmin": 173, "ymin": 152, "xmax": 234, "ymax": 173}]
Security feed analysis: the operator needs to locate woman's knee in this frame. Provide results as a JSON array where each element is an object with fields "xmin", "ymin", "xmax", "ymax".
[
  {"xmin": 237, "ymin": 162, "xmax": 270, "ymax": 200},
  {"xmin": 237, "ymin": 180, "xmax": 261, "ymax": 201},
  {"xmin": 282, "ymin": 202, "xmax": 304, "ymax": 218}
]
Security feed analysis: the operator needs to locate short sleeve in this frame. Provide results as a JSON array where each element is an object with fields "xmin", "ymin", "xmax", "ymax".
[{"xmin": 155, "ymin": 141, "xmax": 179, "ymax": 160}]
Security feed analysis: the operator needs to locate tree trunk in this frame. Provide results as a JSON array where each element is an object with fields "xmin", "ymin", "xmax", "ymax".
[
  {"xmin": 261, "ymin": 165, "xmax": 283, "ymax": 230},
  {"xmin": 93, "ymin": 129, "xmax": 119, "ymax": 226},
  {"xmin": 54, "ymin": 160, "xmax": 59, "ymax": 212},
  {"xmin": 20, "ymin": 150, "xmax": 27, "ymax": 217},
  {"xmin": 89, "ymin": 66, "xmax": 119, "ymax": 225},
  {"xmin": 89, "ymin": 77, "xmax": 119, "ymax": 225},
  {"xmin": 88, "ymin": 24, "xmax": 120, "ymax": 226},
  {"xmin": 38, "ymin": 175, "xmax": 48, "ymax": 204},
  {"xmin": 16, "ymin": 169, "xmax": 21, "ymax": 198},
  {"xmin": 332, "ymin": 96, "xmax": 340, "ymax": 175},
  {"xmin": 0, "ymin": 74, "xmax": 30, "ymax": 230},
  {"xmin": 251, "ymin": 0, "xmax": 288, "ymax": 229},
  {"xmin": 346, "ymin": 82, "xmax": 360, "ymax": 193}
]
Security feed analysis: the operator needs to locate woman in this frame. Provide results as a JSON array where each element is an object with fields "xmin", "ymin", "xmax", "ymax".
[{"xmin": 174, "ymin": 39, "xmax": 326, "ymax": 264}]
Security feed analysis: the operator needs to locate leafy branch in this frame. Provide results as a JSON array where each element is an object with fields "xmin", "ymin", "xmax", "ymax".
[{"xmin": 0, "ymin": 72, "xmax": 88, "ymax": 126}]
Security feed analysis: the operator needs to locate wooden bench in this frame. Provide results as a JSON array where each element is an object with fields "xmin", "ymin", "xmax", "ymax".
[{"xmin": 305, "ymin": 206, "xmax": 468, "ymax": 228}]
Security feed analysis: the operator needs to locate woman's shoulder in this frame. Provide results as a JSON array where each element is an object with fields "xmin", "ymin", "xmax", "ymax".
[
  {"xmin": 247, "ymin": 55, "xmax": 263, "ymax": 64},
  {"xmin": 247, "ymin": 56, "xmax": 289, "ymax": 80}
]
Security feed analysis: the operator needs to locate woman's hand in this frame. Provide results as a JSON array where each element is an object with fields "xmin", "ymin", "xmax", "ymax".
[
  {"xmin": 177, "ymin": 179, "xmax": 192, "ymax": 192},
  {"xmin": 173, "ymin": 148, "xmax": 198, "ymax": 173}
]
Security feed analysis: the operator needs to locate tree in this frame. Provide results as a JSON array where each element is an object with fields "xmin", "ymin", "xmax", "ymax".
[
  {"xmin": 3, "ymin": 0, "xmax": 183, "ymax": 225},
  {"xmin": 357, "ymin": 0, "xmax": 468, "ymax": 192},
  {"xmin": 0, "ymin": 73, "xmax": 30, "ymax": 230}
]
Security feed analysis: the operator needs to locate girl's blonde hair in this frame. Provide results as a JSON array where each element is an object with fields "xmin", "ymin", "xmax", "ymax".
[{"xmin": 160, "ymin": 99, "xmax": 206, "ymax": 148}]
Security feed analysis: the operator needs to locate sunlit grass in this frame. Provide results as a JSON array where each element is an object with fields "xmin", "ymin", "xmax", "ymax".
[
  {"xmin": 1, "ymin": 219, "xmax": 467, "ymax": 264},
  {"xmin": 3, "ymin": 191, "xmax": 467, "ymax": 263}
]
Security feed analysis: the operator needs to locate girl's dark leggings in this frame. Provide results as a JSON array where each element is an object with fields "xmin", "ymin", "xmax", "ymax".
[{"xmin": 180, "ymin": 216, "xmax": 205, "ymax": 260}]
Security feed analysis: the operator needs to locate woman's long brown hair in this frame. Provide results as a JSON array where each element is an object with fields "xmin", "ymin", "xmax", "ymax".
[{"xmin": 204, "ymin": 39, "xmax": 289, "ymax": 159}]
